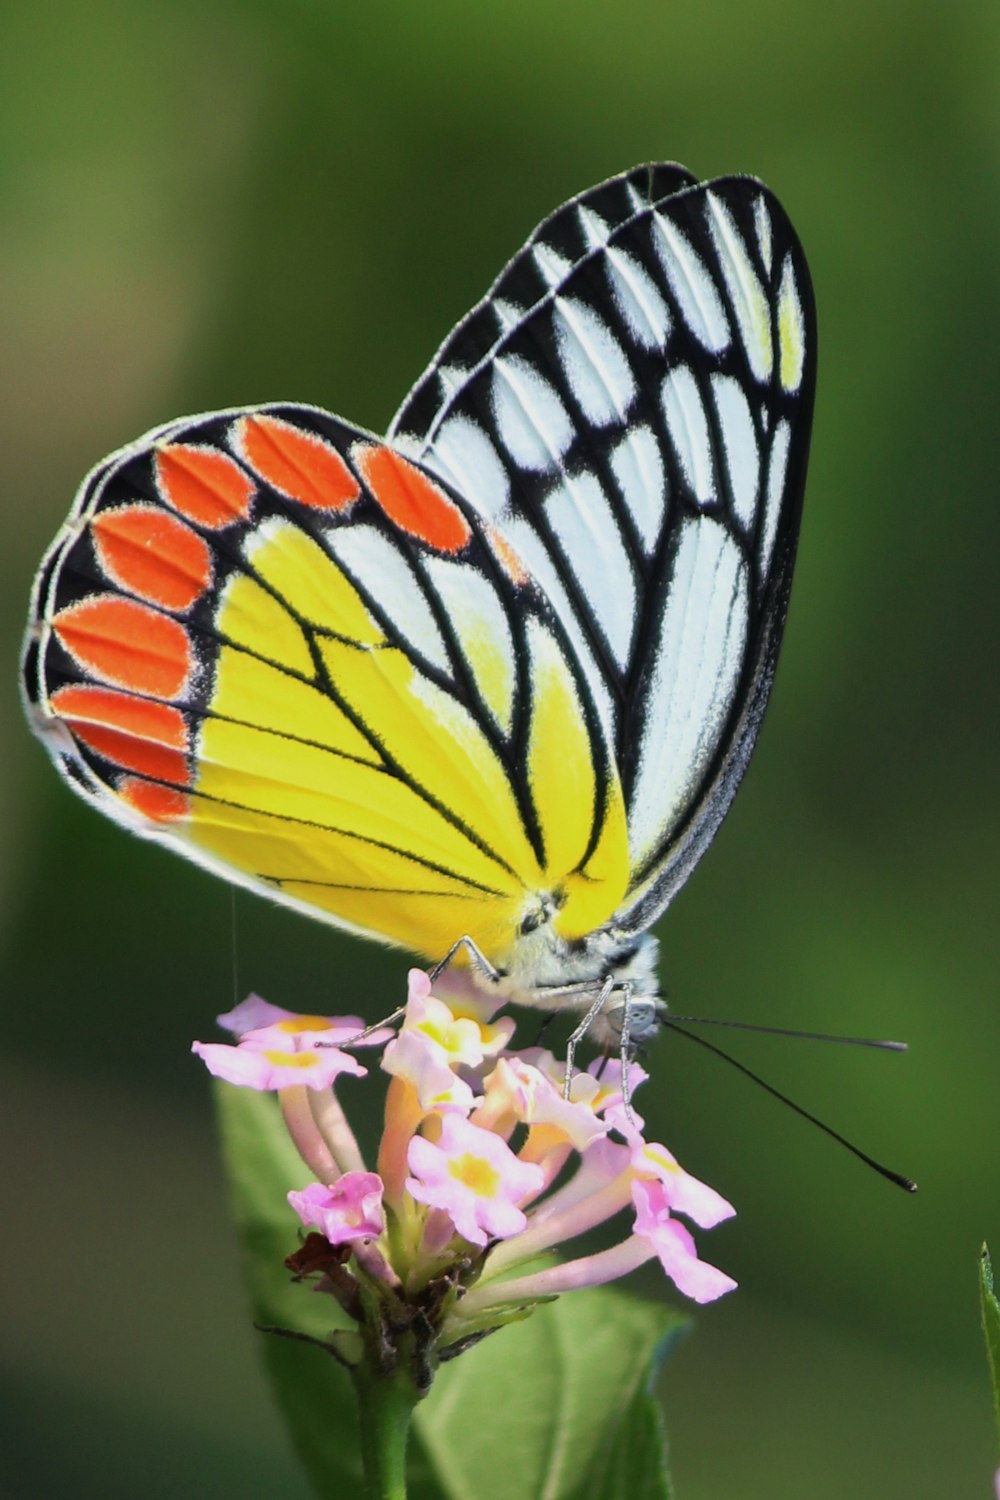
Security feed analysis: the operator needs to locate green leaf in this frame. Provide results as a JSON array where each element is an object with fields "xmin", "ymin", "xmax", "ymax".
[
  {"xmin": 216, "ymin": 1083, "xmax": 686, "ymax": 1500},
  {"xmin": 980, "ymin": 1244, "xmax": 1000, "ymax": 1457},
  {"xmin": 412, "ymin": 1284, "xmax": 685, "ymax": 1500},
  {"xmin": 214, "ymin": 1082, "xmax": 363, "ymax": 1499}
]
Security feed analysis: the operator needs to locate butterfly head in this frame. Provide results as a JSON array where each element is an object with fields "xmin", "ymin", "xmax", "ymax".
[{"xmin": 594, "ymin": 936, "xmax": 667, "ymax": 1051}]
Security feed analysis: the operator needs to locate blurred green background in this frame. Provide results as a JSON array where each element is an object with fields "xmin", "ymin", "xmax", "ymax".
[{"xmin": 2, "ymin": 1, "xmax": 998, "ymax": 1496}]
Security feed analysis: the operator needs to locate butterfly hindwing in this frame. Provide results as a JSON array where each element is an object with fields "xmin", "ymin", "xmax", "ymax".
[
  {"xmin": 23, "ymin": 405, "xmax": 631, "ymax": 961},
  {"xmin": 389, "ymin": 165, "xmax": 816, "ymax": 932}
]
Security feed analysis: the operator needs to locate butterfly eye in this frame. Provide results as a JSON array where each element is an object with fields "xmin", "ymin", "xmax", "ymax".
[
  {"xmin": 607, "ymin": 997, "xmax": 663, "ymax": 1047},
  {"xmin": 518, "ymin": 888, "xmax": 566, "ymax": 936}
]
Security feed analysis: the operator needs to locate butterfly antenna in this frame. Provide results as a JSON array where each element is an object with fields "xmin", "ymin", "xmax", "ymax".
[
  {"xmin": 666, "ymin": 1015, "xmax": 907, "ymax": 1051},
  {"xmin": 662, "ymin": 1018, "xmax": 917, "ymax": 1193}
]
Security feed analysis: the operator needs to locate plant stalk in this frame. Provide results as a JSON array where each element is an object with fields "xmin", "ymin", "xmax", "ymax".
[{"xmin": 353, "ymin": 1352, "xmax": 421, "ymax": 1500}]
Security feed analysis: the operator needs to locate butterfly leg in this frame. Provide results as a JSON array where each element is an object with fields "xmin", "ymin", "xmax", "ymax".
[
  {"xmin": 563, "ymin": 976, "xmax": 616, "ymax": 1099},
  {"xmin": 616, "ymin": 983, "xmax": 637, "ymax": 1118},
  {"xmin": 533, "ymin": 1013, "xmax": 557, "ymax": 1045},
  {"xmin": 339, "ymin": 1008, "xmax": 407, "ymax": 1048},
  {"xmin": 428, "ymin": 935, "xmax": 503, "ymax": 986},
  {"xmin": 341, "ymin": 937, "xmax": 501, "ymax": 1051}
]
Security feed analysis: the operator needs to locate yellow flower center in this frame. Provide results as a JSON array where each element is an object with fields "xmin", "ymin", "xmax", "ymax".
[
  {"xmin": 263, "ymin": 1048, "xmax": 317, "ymax": 1069},
  {"xmin": 418, "ymin": 1014, "xmax": 480, "ymax": 1060},
  {"xmin": 449, "ymin": 1153, "xmax": 500, "ymax": 1197}
]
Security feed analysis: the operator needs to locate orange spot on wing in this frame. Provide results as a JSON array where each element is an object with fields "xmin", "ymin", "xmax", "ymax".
[
  {"xmin": 73, "ymin": 725, "xmax": 188, "ymax": 784},
  {"xmin": 51, "ymin": 685, "xmax": 187, "ymax": 746},
  {"xmin": 53, "ymin": 596, "xmax": 193, "ymax": 700},
  {"xmin": 235, "ymin": 414, "xmax": 360, "ymax": 510},
  {"xmin": 119, "ymin": 777, "xmax": 190, "ymax": 822},
  {"xmin": 156, "ymin": 444, "xmax": 255, "ymax": 528},
  {"xmin": 486, "ymin": 525, "xmax": 529, "ymax": 586},
  {"xmin": 353, "ymin": 444, "xmax": 472, "ymax": 553},
  {"xmin": 51, "ymin": 684, "xmax": 190, "ymax": 784},
  {"xmin": 91, "ymin": 505, "xmax": 212, "ymax": 611}
]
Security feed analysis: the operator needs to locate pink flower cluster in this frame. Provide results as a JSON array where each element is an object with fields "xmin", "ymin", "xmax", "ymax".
[{"xmin": 193, "ymin": 970, "xmax": 735, "ymax": 1345}]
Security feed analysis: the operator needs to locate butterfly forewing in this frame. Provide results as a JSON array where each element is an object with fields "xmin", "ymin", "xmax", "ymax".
[
  {"xmin": 22, "ymin": 405, "xmax": 630, "ymax": 962},
  {"xmin": 389, "ymin": 167, "xmax": 816, "ymax": 932}
]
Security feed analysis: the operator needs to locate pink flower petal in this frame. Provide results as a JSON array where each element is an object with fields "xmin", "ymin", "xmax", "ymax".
[
  {"xmin": 401, "ymin": 989, "xmax": 507, "ymax": 1069},
  {"xmin": 288, "ymin": 1173, "xmax": 385, "ymax": 1244},
  {"xmin": 217, "ymin": 995, "xmax": 391, "ymax": 1049},
  {"xmin": 632, "ymin": 1178, "xmax": 736, "ymax": 1303},
  {"xmin": 491, "ymin": 1058, "xmax": 609, "ymax": 1151},
  {"xmin": 465, "ymin": 1237, "xmax": 657, "ymax": 1316},
  {"xmin": 428, "ymin": 966, "xmax": 510, "ymax": 1023},
  {"xmin": 405, "ymin": 1114, "xmax": 544, "ymax": 1248},
  {"xmin": 407, "ymin": 968, "xmax": 432, "ymax": 1003},
  {"xmin": 634, "ymin": 1142, "xmax": 736, "ymax": 1228},
  {"xmin": 192, "ymin": 1039, "xmax": 365, "ymax": 1091},
  {"xmin": 382, "ymin": 1027, "xmax": 477, "ymax": 1112},
  {"xmin": 590, "ymin": 1055, "xmax": 649, "ymax": 1119},
  {"xmin": 217, "ymin": 995, "xmax": 296, "ymax": 1036}
]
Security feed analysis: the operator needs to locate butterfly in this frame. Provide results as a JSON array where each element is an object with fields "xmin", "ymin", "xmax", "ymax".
[{"xmin": 21, "ymin": 163, "xmax": 815, "ymax": 1051}]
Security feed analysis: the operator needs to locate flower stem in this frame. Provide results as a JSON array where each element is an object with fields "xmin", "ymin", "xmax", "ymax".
[{"xmin": 353, "ymin": 1352, "xmax": 421, "ymax": 1500}]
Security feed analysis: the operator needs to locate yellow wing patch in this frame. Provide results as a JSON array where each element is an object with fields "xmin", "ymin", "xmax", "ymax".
[
  {"xmin": 777, "ymin": 255, "xmax": 806, "ymax": 393},
  {"xmin": 524, "ymin": 617, "xmax": 629, "ymax": 940},
  {"xmin": 215, "ymin": 571, "xmax": 313, "ymax": 676},
  {"xmin": 246, "ymin": 519, "xmax": 386, "ymax": 645},
  {"xmin": 178, "ymin": 505, "xmax": 629, "ymax": 963}
]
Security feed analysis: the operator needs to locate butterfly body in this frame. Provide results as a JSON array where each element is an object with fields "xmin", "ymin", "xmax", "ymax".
[
  {"xmin": 22, "ymin": 165, "xmax": 815, "ymax": 1048},
  {"xmin": 447, "ymin": 918, "xmax": 662, "ymax": 1046}
]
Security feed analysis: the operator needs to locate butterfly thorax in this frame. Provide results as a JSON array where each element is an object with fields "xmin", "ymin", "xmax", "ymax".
[{"xmin": 478, "ymin": 925, "xmax": 666, "ymax": 1049}]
